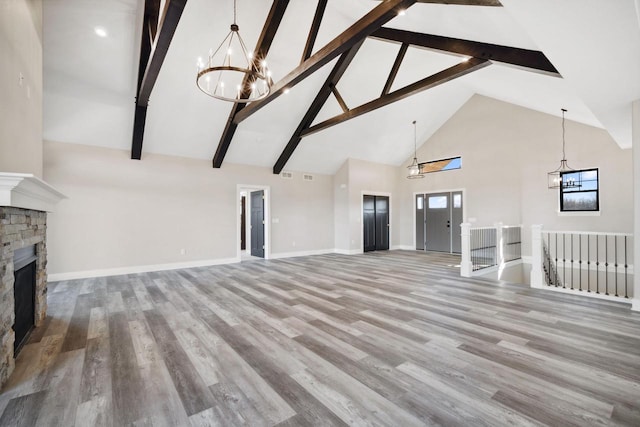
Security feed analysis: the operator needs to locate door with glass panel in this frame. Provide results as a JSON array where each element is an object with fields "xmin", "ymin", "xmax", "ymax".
[{"xmin": 415, "ymin": 191, "xmax": 463, "ymax": 253}]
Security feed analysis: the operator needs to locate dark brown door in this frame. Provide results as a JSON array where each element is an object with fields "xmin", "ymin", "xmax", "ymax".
[
  {"xmin": 363, "ymin": 195, "xmax": 389, "ymax": 252},
  {"xmin": 241, "ymin": 196, "xmax": 246, "ymax": 250},
  {"xmin": 250, "ymin": 190, "xmax": 264, "ymax": 258}
]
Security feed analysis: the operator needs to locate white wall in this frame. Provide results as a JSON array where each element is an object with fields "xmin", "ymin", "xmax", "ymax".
[
  {"xmin": 333, "ymin": 160, "xmax": 350, "ymax": 252},
  {"xmin": 331, "ymin": 158, "xmax": 401, "ymax": 253},
  {"xmin": 0, "ymin": 0, "xmax": 43, "ymax": 177},
  {"xmin": 43, "ymin": 141, "xmax": 334, "ymax": 276},
  {"xmin": 398, "ymin": 95, "xmax": 634, "ymax": 255}
]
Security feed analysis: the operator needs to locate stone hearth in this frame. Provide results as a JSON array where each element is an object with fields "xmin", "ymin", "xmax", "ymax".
[
  {"xmin": 0, "ymin": 207, "xmax": 47, "ymax": 385},
  {"xmin": 0, "ymin": 173, "xmax": 65, "ymax": 388}
]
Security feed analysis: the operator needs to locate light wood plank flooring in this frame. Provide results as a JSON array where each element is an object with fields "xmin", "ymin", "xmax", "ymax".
[{"xmin": 1, "ymin": 251, "xmax": 639, "ymax": 426}]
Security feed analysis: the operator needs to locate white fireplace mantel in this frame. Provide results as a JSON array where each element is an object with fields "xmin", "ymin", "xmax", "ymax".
[{"xmin": 0, "ymin": 173, "xmax": 66, "ymax": 212}]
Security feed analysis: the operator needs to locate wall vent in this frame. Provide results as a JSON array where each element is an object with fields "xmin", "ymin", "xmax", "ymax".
[
  {"xmin": 303, "ymin": 174, "xmax": 314, "ymax": 181},
  {"xmin": 280, "ymin": 171, "xmax": 293, "ymax": 179}
]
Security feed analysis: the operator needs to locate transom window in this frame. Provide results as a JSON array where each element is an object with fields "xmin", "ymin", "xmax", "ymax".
[
  {"xmin": 560, "ymin": 168, "xmax": 599, "ymax": 212},
  {"xmin": 419, "ymin": 156, "xmax": 461, "ymax": 174}
]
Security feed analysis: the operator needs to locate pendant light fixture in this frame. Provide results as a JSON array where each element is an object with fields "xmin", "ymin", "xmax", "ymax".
[
  {"xmin": 196, "ymin": 0, "xmax": 271, "ymax": 103},
  {"xmin": 407, "ymin": 120, "xmax": 425, "ymax": 179},
  {"xmin": 548, "ymin": 109, "xmax": 581, "ymax": 189}
]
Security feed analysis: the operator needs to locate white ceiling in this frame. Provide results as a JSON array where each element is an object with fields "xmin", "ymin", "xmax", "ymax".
[{"xmin": 43, "ymin": 0, "xmax": 640, "ymax": 175}]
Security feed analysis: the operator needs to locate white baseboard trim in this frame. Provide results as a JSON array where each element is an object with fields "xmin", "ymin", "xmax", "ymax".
[
  {"xmin": 270, "ymin": 249, "xmax": 335, "ymax": 259},
  {"xmin": 391, "ymin": 245, "xmax": 415, "ymax": 251},
  {"xmin": 48, "ymin": 257, "xmax": 241, "ymax": 282},
  {"xmin": 536, "ymin": 285, "xmax": 633, "ymax": 305},
  {"xmin": 333, "ymin": 248, "xmax": 362, "ymax": 255}
]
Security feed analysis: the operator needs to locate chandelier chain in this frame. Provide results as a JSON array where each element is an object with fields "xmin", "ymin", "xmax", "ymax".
[
  {"xmin": 561, "ymin": 108, "xmax": 567, "ymax": 161},
  {"xmin": 233, "ymin": 0, "xmax": 237, "ymax": 26}
]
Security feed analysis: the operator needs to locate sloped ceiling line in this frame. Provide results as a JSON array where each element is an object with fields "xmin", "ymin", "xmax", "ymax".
[
  {"xmin": 212, "ymin": 0, "xmax": 291, "ymax": 168},
  {"xmin": 273, "ymin": 41, "xmax": 365, "ymax": 175},
  {"xmin": 131, "ymin": 0, "xmax": 188, "ymax": 160},
  {"xmin": 233, "ymin": 0, "xmax": 418, "ymax": 125}
]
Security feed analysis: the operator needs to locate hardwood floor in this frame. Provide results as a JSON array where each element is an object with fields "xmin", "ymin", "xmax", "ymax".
[{"xmin": 1, "ymin": 251, "xmax": 639, "ymax": 426}]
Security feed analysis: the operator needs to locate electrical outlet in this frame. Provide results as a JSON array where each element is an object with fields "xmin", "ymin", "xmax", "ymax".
[{"xmin": 18, "ymin": 72, "xmax": 24, "ymax": 86}]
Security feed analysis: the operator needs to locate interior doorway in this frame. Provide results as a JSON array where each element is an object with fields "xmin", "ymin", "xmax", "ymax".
[
  {"xmin": 415, "ymin": 191, "xmax": 463, "ymax": 253},
  {"xmin": 250, "ymin": 190, "xmax": 265, "ymax": 258},
  {"xmin": 363, "ymin": 194, "xmax": 390, "ymax": 252},
  {"xmin": 237, "ymin": 185, "xmax": 270, "ymax": 261}
]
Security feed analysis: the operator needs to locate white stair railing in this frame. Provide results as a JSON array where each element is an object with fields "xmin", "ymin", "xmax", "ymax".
[{"xmin": 531, "ymin": 225, "xmax": 634, "ymax": 300}]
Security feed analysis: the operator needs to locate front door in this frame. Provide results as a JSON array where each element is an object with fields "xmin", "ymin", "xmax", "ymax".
[
  {"xmin": 425, "ymin": 192, "xmax": 451, "ymax": 252},
  {"xmin": 416, "ymin": 191, "xmax": 463, "ymax": 253},
  {"xmin": 250, "ymin": 190, "xmax": 264, "ymax": 258}
]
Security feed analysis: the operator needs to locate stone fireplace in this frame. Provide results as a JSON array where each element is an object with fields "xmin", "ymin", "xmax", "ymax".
[{"xmin": 0, "ymin": 173, "xmax": 65, "ymax": 388}]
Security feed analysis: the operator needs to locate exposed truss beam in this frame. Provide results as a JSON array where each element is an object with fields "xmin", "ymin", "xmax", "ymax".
[
  {"xmin": 212, "ymin": 0, "xmax": 290, "ymax": 168},
  {"xmin": 300, "ymin": 57, "xmax": 489, "ymax": 137},
  {"xmin": 330, "ymin": 85, "xmax": 350, "ymax": 113},
  {"xmin": 381, "ymin": 42, "xmax": 408, "ymax": 96},
  {"xmin": 234, "ymin": 0, "xmax": 417, "ymax": 125},
  {"xmin": 371, "ymin": 27, "xmax": 559, "ymax": 76},
  {"xmin": 301, "ymin": 0, "xmax": 328, "ymax": 63},
  {"xmin": 131, "ymin": 0, "xmax": 187, "ymax": 160},
  {"xmin": 375, "ymin": 0, "xmax": 501, "ymax": 5},
  {"xmin": 273, "ymin": 42, "xmax": 364, "ymax": 174}
]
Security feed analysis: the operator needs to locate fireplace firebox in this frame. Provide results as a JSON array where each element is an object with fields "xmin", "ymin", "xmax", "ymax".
[{"xmin": 13, "ymin": 245, "xmax": 37, "ymax": 355}]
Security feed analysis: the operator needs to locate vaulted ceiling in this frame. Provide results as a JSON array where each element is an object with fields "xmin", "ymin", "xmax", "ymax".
[{"xmin": 43, "ymin": 0, "xmax": 640, "ymax": 175}]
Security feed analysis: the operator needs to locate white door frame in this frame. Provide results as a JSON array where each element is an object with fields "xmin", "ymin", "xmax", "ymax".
[
  {"xmin": 360, "ymin": 191, "xmax": 392, "ymax": 253},
  {"xmin": 413, "ymin": 188, "xmax": 466, "ymax": 251},
  {"xmin": 237, "ymin": 184, "xmax": 271, "ymax": 260}
]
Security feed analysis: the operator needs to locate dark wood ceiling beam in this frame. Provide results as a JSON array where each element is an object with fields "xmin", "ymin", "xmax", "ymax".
[
  {"xmin": 273, "ymin": 42, "xmax": 364, "ymax": 174},
  {"xmin": 371, "ymin": 27, "xmax": 559, "ymax": 75},
  {"xmin": 212, "ymin": 0, "xmax": 290, "ymax": 168},
  {"xmin": 301, "ymin": 0, "xmax": 328, "ymax": 63},
  {"xmin": 381, "ymin": 42, "xmax": 408, "ymax": 96},
  {"xmin": 330, "ymin": 85, "xmax": 349, "ymax": 113},
  {"xmin": 416, "ymin": 0, "xmax": 501, "ymax": 5},
  {"xmin": 131, "ymin": 0, "xmax": 187, "ymax": 160},
  {"xmin": 137, "ymin": 0, "xmax": 188, "ymax": 106},
  {"xmin": 300, "ymin": 57, "xmax": 489, "ymax": 138},
  {"xmin": 375, "ymin": 0, "xmax": 501, "ymax": 5},
  {"xmin": 234, "ymin": 0, "xmax": 417, "ymax": 125}
]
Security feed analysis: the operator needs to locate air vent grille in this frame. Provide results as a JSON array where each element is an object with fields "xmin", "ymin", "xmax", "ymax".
[
  {"xmin": 280, "ymin": 171, "xmax": 293, "ymax": 179},
  {"xmin": 303, "ymin": 174, "xmax": 314, "ymax": 181}
]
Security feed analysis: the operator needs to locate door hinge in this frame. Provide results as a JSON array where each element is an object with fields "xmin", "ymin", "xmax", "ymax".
[
  {"xmin": 262, "ymin": 245, "xmax": 265, "ymax": 249},
  {"xmin": 262, "ymin": 220, "xmax": 265, "ymax": 225},
  {"xmin": 262, "ymin": 195, "xmax": 265, "ymax": 200}
]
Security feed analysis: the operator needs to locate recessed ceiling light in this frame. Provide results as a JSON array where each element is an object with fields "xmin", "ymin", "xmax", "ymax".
[{"xmin": 94, "ymin": 27, "xmax": 108, "ymax": 38}]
